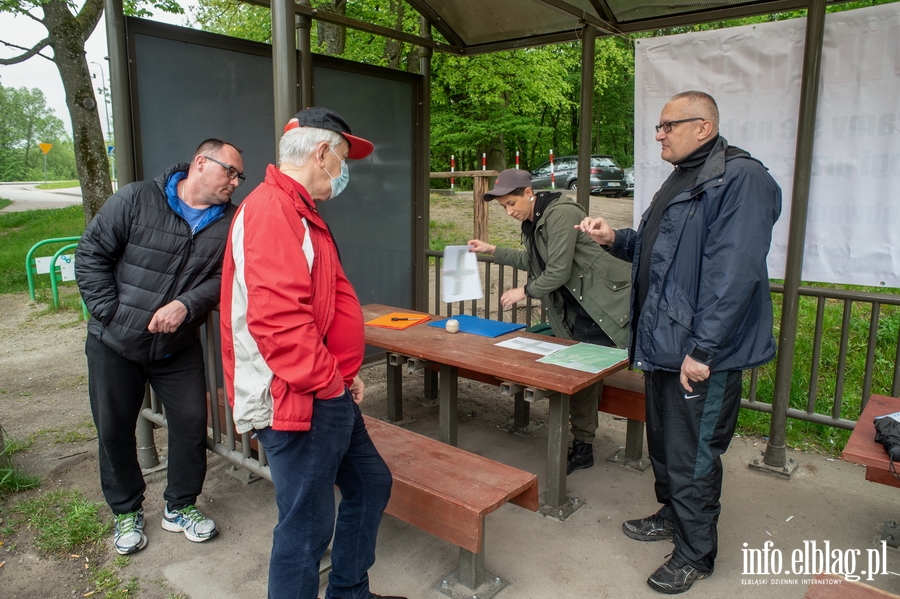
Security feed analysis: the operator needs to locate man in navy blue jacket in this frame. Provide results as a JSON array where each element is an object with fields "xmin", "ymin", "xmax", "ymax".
[{"xmin": 579, "ymin": 91, "xmax": 782, "ymax": 594}]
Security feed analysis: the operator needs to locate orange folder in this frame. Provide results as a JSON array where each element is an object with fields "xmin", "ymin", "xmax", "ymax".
[{"xmin": 365, "ymin": 312, "xmax": 430, "ymax": 330}]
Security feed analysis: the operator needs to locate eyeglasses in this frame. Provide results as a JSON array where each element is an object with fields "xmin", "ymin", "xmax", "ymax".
[
  {"xmin": 203, "ymin": 155, "xmax": 246, "ymax": 184},
  {"xmin": 655, "ymin": 118, "xmax": 705, "ymax": 134}
]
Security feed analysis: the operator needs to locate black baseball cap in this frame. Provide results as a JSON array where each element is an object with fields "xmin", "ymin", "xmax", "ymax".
[
  {"xmin": 283, "ymin": 106, "xmax": 374, "ymax": 160},
  {"xmin": 483, "ymin": 168, "xmax": 532, "ymax": 201}
]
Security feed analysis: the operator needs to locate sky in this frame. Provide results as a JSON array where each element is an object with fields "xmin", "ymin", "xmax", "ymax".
[{"xmin": 0, "ymin": 2, "xmax": 198, "ymax": 138}]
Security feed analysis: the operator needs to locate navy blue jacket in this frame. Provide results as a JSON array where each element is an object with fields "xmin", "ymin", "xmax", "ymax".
[{"xmin": 608, "ymin": 137, "xmax": 782, "ymax": 373}]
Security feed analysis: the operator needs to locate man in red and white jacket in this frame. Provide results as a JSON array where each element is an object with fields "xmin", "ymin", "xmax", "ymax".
[{"xmin": 220, "ymin": 107, "xmax": 403, "ymax": 599}]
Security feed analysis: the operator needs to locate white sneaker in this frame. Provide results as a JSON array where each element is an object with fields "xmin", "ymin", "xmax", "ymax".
[
  {"xmin": 114, "ymin": 509, "xmax": 148, "ymax": 554},
  {"xmin": 161, "ymin": 504, "xmax": 218, "ymax": 542}
]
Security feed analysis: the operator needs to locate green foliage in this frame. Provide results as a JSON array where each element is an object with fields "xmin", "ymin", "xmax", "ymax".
[
  {"xmin": 0, "ymin": 204, "xmax": 84, "ymax": 295},
  {"xmin": 8, "ymin": 489, "xmax": 110, "ymax": 553},
  {"xmin": 0, "ymin": 85, "xmax": 76, "ymax": 182},
  {"xmin": 35, "ymin": 180, "xmax": 80, "ymax": 190}
]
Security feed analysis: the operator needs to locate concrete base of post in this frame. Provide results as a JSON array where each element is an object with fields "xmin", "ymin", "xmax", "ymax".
[{"xmin": 749, "ymin": 451, "xmax": 799, "ymax": 479}]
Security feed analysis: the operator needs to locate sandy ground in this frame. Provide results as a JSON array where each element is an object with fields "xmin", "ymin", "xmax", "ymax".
[{"xmin": 3, "ymin": 292, "xmax": 900, "ymax": 599}]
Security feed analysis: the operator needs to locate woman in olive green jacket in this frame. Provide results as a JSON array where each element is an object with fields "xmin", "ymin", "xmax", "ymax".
[{"xmin": 468, "ymin": 168, "xmax": 631, "ymax": 474}]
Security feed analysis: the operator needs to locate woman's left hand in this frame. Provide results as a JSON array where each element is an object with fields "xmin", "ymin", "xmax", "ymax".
[{"xmin": 500, "ymin": 287, "xmax": 527, "ymax": 309}]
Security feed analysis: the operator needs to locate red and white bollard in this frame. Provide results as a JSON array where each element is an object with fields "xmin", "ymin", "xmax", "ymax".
[
  {"xmin": 515, "ymin": 151, "xmax": 520, "ymax": 170},
  {"xmin": 450, "ymin": 155, "xmax": 455, "ymax": 190},
  {"xmin": 550, "ymin": 149, "xmax": 555, "ymax": 190},
  {"xmin": 482, "ymin": 153, "xmax": 486, "ymax": 171}
]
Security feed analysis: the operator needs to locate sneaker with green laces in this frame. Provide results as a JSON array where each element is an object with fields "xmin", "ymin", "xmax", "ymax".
[
  {"xmin": 114, "ymin": 509, "xmax": 148, "ymax": 555},
  {"xmin": 161, "ymin": 504, "xmax": 218, "ymax": 543}
]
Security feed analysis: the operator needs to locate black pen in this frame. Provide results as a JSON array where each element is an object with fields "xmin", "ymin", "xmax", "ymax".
[{"xmin": 391, "ymin": 317, "xmax": 416, "ymax": 321}]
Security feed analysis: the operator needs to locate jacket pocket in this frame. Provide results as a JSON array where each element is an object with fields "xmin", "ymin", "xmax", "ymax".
[{"xmin": 661, "ymin": 282, "xmax": 695, "ymax": 332}]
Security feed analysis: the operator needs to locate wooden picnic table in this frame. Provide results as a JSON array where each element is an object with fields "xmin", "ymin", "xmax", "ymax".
[
  {"xmin": 843, "ymin": 394, "xmax": 900, "ymax": 490},
  {"xmin": 362, "ymin": 303, "xmax": 628, "ymax": 514}
]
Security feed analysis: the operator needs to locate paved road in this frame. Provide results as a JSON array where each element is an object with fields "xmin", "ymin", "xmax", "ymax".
[{"xmin": 0, "ymin": 182, "xmax": 83, "ymax": 212}]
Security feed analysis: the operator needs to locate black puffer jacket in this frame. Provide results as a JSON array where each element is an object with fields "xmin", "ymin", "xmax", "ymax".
[{"xmin": 75, "ymin": 164, "xmax": 236, "ymax": 363}]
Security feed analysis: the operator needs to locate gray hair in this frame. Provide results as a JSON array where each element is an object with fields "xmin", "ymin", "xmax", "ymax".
[
  {"xmin": 279, "ymin": 127, "xmax": 344, "ymax": 166},
  {"xmin": 670, "ymin": 90, "xmax": 719, "ymax": 129}
]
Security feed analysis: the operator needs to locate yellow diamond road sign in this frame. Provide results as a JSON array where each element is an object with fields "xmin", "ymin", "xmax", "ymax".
[{"xmin": 38, "ymin": 143, "xmax": 53, "ymax": 154}]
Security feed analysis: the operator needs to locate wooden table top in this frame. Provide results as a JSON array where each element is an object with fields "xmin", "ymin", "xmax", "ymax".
[
  {"xmin": 842, "ymin": 394, "xmax": 900, "ymax": 471},
  {"xmin": 363, "ymin": 303, "xmax": 628, "ymax": 396}
]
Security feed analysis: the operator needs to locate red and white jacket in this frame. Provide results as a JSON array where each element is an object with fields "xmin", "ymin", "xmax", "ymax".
[{"xmin": 220, "ymin": 165, "xmax": 364, "ymax": 433}]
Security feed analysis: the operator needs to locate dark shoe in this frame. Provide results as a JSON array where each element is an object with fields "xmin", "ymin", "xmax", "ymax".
[
  {"xmin": 647, "ymin": 555, "xmax": 712, "ymax": 594},
  {"xmin": 622, "ymin": 513, "xmax": 675, "ymax": 542},
  {"xmin": 370, "ymin": 594, "xmax": 408, "ymax": 599},
  {"xmin": 566, "ymin": 439, "xmax": 594, "ymax": 474}
]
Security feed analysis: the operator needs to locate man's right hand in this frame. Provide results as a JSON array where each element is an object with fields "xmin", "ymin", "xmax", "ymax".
[
  {"xmin": 575, "ymin": 216, "xmax": 616, "ymax": 246},
  {"xmin": 467, "ymin": 239, "xmax": 496, "ymax": 255}
]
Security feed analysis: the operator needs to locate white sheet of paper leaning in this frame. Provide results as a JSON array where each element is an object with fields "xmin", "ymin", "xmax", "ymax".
[
  {"xmin": 441, "ymin": 245, "xmax": 484, "ymax": 304},
  {"xmin": 495, "ymin": 336, "xmax": 569, "ymax": 356}
]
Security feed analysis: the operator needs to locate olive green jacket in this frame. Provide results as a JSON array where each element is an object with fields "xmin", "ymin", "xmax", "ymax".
[{"xmin": 493, "ymin": 192, "xmax": 631, "ymax": 348}]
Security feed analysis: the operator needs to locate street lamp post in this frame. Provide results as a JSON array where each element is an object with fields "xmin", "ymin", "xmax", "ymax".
[
  {"xmin": 90, "ymin": 60, "xmax": 115, "ymax": 188},
  {"xmin": 90, "ymin": 60, "xmax": 112, "ymax": 142}
]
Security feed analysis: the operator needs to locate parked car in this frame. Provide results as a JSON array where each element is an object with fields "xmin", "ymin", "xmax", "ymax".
[
  {"xmin": 623, "ymin": 166, "xmax": 634, "ymax": 196},
  {"xmin": 530, "ymin": 155, "xmax": 627, "ymax": 197}
]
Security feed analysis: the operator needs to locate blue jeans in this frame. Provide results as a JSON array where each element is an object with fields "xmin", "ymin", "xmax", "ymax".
[{"xmin": 257, "ymin": 390, "xmax": 393, "ymax": 599}]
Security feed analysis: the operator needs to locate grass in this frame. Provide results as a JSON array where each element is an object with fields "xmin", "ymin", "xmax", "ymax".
[
  {"xmin": 736, "ymin": 285, "xmax": 900, "ymax": 454},
  {"xmin": 8, "ymin": 488, "xmax": 110, "ymax": 553},
  {"xmin": 0, "ymin": 198, "xmax": 11, "ymax": 210},
  {"xmin": 0, "ymin": 204, "xmax": 84, "ymax": 302},
  {"xmin": 0, "ymin": 430, "xmax": 41, "ymax": 497},
  {"xmin": 35, "ymin": 180, "xmax": 80, "ymax": 190}
]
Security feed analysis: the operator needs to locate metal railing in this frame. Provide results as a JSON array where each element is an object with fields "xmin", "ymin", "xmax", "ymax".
[
  {"xmin": 424, "ymin": 249, "xmax": 900, "ymax": 432},
  {"xmin": 426, "ymin": 249, "xmax": 547, "ymax": 326},
  {"xmin": 742, "ymin": 283, "xmax": 900, "ymax": 430},
  {"xmin": 133, "ymin": 252, "xmax": 900, "ymax": 478}
]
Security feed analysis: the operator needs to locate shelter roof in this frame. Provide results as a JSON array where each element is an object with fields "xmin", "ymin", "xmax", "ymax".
[{"xmin": 247, "ymin": 0, "xmax": 853, "ymax": 55}]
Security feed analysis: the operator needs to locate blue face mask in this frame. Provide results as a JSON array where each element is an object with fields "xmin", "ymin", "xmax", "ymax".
[{"xmin": 324, "ymin": 146, "xmax": 349, "ymax": 199}]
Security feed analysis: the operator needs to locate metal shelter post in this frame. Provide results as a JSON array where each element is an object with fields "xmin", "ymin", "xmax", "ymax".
[
  {"xmin": 297, "ymin": 0, "xmax": 313, "ymax": 109},
  {"xmin": 272, "ymin": 0, "xmax": 299, "ymax": 145},
  {"xmin": 760, "ymin": 0, "xmax": 827, "ymax": 476},
  {"xmin": 104, "ymin": 0, "xmax": 134, "ymax": 186},
  {"xmin": 417, "ymin": 17, "xmax": 433, "ymax": 311},
  {"xmin": 575, "ymin": 23, "xmax": 596, "ymax": 212}
]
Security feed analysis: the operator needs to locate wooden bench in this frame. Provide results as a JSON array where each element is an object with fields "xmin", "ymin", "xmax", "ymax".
[
  {"xmin": 804, "ymin": 573, "xmax": 900, "ymax": 599},
  {"xmin": 599, "ymin": 369, "xmax": 649, "ymax": 470},
  {"xmin": 364, "ymin": 415, "xmax": 539, "ymax": 594}
]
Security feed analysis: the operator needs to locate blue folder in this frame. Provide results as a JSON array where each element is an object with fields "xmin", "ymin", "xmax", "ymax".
[{"xmin": 428, "ymin": 315, "xmax": 526, "ymax": 338}]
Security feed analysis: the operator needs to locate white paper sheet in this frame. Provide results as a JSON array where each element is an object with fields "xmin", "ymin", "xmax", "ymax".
[
  {"xmin": 495, "ymin": 336, "xmax": 568, "ymax": 356},
  {"xmin": 441, "ymin": 245, "xmax": 483, "ymax": 303}
]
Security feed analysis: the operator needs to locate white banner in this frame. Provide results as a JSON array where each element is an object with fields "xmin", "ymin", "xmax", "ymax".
[{"xmin": 634, "ymin": 4, "xmax": 900, "ymax": 287}]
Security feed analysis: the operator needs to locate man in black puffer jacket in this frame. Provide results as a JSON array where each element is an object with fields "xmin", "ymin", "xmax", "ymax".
[{"xmin": 75, "ymin": 138, "xmax": 242, "ymax": 556}]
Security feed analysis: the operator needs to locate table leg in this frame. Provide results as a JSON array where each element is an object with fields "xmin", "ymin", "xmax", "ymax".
[
  {"xmin": 424, "ymin": 368, "xmax": 438, "ymax": 401},
  {"xmin": 386, "ymin": 353, "xmax": 403, "ymax": 422},
  {"xmin": 545, "ymin": 392, "xmax": 570, "ymax": 508},
  {"xmin": 439, "ymin": 363, "xmax": 458, "ymax": 446},
  {"xmin": 513, "ymin": 391, "xmax": 529, "ymax": 430}
]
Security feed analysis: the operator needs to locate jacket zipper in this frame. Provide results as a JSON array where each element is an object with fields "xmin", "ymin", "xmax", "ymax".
[{"xmin": 147, "ymin": 210, "xmax": 226, "ymax": 359}]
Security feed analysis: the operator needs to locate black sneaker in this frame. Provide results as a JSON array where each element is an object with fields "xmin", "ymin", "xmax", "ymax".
[
  {"xmin": 566, "ymin": 439, "xmax": 594, "ymax": 474},
  {"xmin": 370, "ymin": 594, "xmax": 407, "ymax": 599},
  {"xmin": 647, "ymin": 555, "xmax": 712, "ymax": 594},
  {"xmin": 622, "ymin": 513, "xmax": 675, "ymax": 542}
]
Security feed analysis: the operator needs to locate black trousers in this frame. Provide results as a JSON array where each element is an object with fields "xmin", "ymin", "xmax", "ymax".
[
  {"xmin": 569, "ymin": 316, "xmax": 615, "ymax": 443},
  {"xmin": 644, "ymin": 369, "xmax": 742, "ymax": 572},
  {"xmin": 86, "ymin": 333, "xmax": 209, "ymax": 515}
]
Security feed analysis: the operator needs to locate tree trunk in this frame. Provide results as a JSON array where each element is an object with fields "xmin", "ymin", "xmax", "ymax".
[
  {"xmin": 317, "ymin": 0, "xmax": 346, "ymax": 56},
  {"xmin": 43, "ymin": 0, "xmax": 111, "ymax": 226},
  {"xmin": 382, "ymin": 0, "xmax": 404, "ymax": 70}
]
